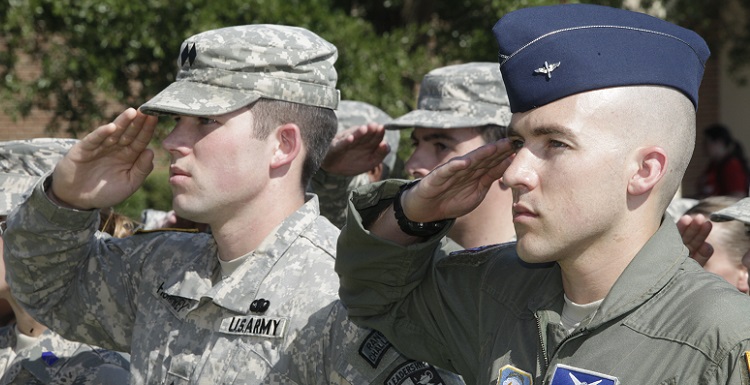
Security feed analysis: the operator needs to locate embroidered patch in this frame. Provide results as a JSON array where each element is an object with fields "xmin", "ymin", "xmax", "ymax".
[
  {"xmin": 384, "ymin": 360, "xmax": 446, "ymax": 385},
  {"xmin": 153, "ymin": 281, "xmax": 196, "ymax": 319},
  {"xmin": 218, "ymin": 315, "xmax": 287, "ymax": 338},
  {"xmin": 549, "ymin": 364, "xmax": 619, "ymax": 385},
  {"xmin": 497, "ymin": 364, "xmax": 533, "ymax": 385},
  {"xmin": 359, "ymin": 330, "xmax": 392, "ymax": 368}
]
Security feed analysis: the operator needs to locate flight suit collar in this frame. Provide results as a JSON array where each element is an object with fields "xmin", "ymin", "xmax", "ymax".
[{"xmin": 585, "ymin": 214, "xmax": 686, "ymax": 330}]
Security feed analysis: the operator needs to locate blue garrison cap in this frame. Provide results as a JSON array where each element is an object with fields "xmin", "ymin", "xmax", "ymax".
[{"xmin": 493, "ymin": 4, "xmax": 710, "ymax": 113}]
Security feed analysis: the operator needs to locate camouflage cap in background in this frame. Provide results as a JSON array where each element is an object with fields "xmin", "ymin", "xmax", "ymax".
[
  {"xmin": 336, "ymin": 100, "xmax": 399, "ymax": 172},
  {"xmin": 711, "ymin": 197, "xmax": 750, "ymax": 224},
  {"xmin": 385, "ymin": 62, "xmax": 511, "ymax": 130},
  {"xmin": 0, "ymin": 138, "xmax": 77, "ymax": 216},
  {"xmin": 140, "ymin": 24, "xmax": 339, "ymax": 116}
]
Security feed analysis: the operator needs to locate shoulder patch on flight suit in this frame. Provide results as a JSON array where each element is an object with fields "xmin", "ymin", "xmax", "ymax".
[
  {"xmin": 497, "ymin": 365, "xmax": 532, "ymax": 385},
  {"xmin": 359, "ymin": 330, "xmax": 392, "ymax": 368},
  {"xmin": 218, "ymin": 315, "xmax": 288, "ymax": 338},
  {"xmin": 549, "ymin": 364, "xmax": 619, "ymax": 385},
  {"xmin": 384, "ymin": 360, "xmax": 446, "ymax": 385}
]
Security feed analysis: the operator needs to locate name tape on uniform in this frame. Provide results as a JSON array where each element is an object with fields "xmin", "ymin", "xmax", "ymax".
[{"xmin": 218, "ymin": 316, "xmax": 288, "ymax": 338}]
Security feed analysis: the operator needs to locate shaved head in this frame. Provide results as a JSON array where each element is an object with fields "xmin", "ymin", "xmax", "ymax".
[{"xmin": 578, "ymin": 86, "xmax": 695, "ymax": 213}]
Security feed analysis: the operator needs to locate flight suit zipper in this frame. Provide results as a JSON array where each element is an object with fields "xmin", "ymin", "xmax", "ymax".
[{"xmin": 534, "ymin": 313, "xmax": 549, "ymax": 371}]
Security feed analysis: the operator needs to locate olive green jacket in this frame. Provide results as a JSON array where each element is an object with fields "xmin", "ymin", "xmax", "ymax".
[{"xmin": 336, "ymin": 180, "xmax": 750, "ymax": 385}]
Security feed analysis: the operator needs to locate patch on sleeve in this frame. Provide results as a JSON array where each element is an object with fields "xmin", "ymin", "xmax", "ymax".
[
  {"xmin": 359, "ymin": 330, "xmax": 392, "ymax": 368},
  {"xmin": 497, "ymin": 365, "xmax": 533, "ymax": 385},
  {"xmin": 549, "ymin": 364, "xmax": 619, "ymax": 385},
  {"xmin": 384, "ymin": 361, "xmax": 447, "ymax": 385}
]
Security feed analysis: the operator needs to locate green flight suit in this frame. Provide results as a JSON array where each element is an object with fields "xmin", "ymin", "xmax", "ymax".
[{"xmin": 336, "ymin": 180, "xmax": 750, "ymax": 385}]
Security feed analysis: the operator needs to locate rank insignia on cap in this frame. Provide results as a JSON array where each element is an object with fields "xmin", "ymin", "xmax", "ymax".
[
  {"xmin": 534, "ymin": 61, "xmax": 561, "ymax": 80},
  {"xmin": 497, "ymin": 365, "xmax": 533, "ymax": 385},
  {"xmin": 180, "ymin": 42, "xmax": 197, "ymax": 68},
  {"xmin": 549, "ymin": 364, "xmax": 619, "ymax": 385}
]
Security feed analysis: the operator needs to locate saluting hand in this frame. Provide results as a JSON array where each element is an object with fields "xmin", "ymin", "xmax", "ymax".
[
  {"xmin": 676, "ymin": 213, "xmax": 714, "ymax": 266},
  {"xmin": 50, "ymin": 108, "xmax": 158, "ymax": 210},
  {"xmin": 401, "ymin": 139, "xmax": 514, "ymax": 223},
  {"xmin": 320, "ymin": 123, "xmax": 389, "ymax": 176}
]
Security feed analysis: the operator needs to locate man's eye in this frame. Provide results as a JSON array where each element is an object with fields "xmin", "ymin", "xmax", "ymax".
[
  {"xmin": 434, "ymin": 143, "xmax": 447, "ymax": 151},
  {"xmin": 550, "ymin": 140, "xmax": 568, "ymax": 148},
  {"xmin": 510, "ymin": 139, "xmax": 524, "ymax": 150},
  {"xmin": 198, "ymin": 117, "xmax": 218, "ymax": 125}
]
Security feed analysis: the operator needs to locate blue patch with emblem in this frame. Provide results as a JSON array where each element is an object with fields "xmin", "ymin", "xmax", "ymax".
[
  {"xmin": 497, "ymin": 364, "xmax": 533, "ymax": 385},
  {"xmin": 549, "ymin": 364, "xmax": 619, "ymax": 385}
]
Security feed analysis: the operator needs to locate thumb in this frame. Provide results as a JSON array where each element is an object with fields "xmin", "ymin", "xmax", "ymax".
[{"xmin": 131, "ymin": 149, "xmax": 155, "ymax": 183}]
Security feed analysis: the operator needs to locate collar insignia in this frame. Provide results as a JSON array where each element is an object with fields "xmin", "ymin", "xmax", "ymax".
[
  {"xmin": 497, "ymin": 365, "xmax": 533, "ymax": 385},
  {"xmin": 549, "ymin": 364, "xmax": 619, "ymax": 385},
  {"xmin": 180, "ymin": 43, "xmax": 197, "ymax": 68},
  {"xmin": 534, "ymin": 61, "xmax": 561, "ymax": 80}
]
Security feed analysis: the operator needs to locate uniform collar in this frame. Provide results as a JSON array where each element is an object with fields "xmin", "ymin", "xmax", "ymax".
[
  {"xmin": 208, "ymin": 194, "xmax": 324, "ymax": 313},
  {"xmin": 585, "ymin": 214, "xmax": 686, "ymax": 329}
]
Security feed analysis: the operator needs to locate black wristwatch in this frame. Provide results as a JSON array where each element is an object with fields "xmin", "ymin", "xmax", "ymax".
[{"xmin": 393, "ymin": 180, "xmax": 451, "ymax": 237}]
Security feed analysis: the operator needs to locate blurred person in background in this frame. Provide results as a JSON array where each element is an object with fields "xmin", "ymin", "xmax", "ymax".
[
  {"xmin": 310, "ymin": 100, "xmax": 398, "ymax": 228},
  {"xmin": 684, "ymin": 196, "xmax": 750, "ymax": 293},
  {"xmin": 697, "ymin": 123, "xmax": 750, "ymax": 198}
]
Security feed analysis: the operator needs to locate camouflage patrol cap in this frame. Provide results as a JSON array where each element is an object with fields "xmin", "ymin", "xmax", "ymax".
[
  {"xmin": 0, "ymin": 138, "xmax": 77, "ymax": 216},
  {"xmin": 140, "ymin": 24, "xmax": 339, "ymax": 116},
  {"xmin": 336, "ymin": 100, "xmax": 399, "ymax": 171},
  {"xmin": 711, "ymin": 197, "xmax": 750, "ymax": 224},
  {"xmin": 385, "ymin": 62, "xmax": 511, "ymax": 130}
]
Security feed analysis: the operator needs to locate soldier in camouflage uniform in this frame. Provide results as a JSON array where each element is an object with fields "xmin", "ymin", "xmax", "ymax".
[
  {"xmin": 0, "ymin": 138, "xmax": 131, "ymax": 385},
  {"xmin": 3, "ymin": 25, "xmax": 343, "ymax": 384},
  {"xmin": 387, "ymin": 62, "xmax": 514, "ymax": 248},
  {"xmin": 311, "ymin": 100, "xmax": 399, "ymax": 228}
]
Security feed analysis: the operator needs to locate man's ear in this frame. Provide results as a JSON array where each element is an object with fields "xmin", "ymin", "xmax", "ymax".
[
  {"xmin": 628, "ymin": 146, "xmax": 667, "ymax": 196},
  {"xmin": 270, "ymin": 123, "xmax": 302, "ymax": 169}
]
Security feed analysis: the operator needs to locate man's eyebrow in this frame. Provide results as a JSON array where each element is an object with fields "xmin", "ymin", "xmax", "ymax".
[
  {"xmin": 410, "ymin": 131, "xmax": 459, "ymax": 143},
  {"xmin": 507, "ymin": 124, "xmax": 576, "ymax": 138}
]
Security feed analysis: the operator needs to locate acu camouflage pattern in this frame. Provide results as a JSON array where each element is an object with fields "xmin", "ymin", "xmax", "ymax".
[
  {"xmin": 4, "ymin": 186, "xmax": 340, "ymax": 384},
  {"xmin": 0, "ymin": 138, "xmax": 77, "ymax": 216},
  {"xmin": 385, "ymin": 62, "xmax": 511, "ymax": 130},
  {"xmin": 280, "ymin": 300, "xmax": 465, "ymax": 385},
  {"xmin": 711, "ymin": 197, "xmax": 750, "ymax": 224},
  {"xmin": 0, "ymin": 326, "xmax": 130, "ymax": 385},
  {"xmin": 140, "ymin": 24, "xmax": 339, "ymax": 117},
  {"xmin": 313, "ymin": 100, "xmax": 399, "ymax": 228}
]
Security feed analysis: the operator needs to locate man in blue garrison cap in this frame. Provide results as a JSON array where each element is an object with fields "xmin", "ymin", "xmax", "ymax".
[{"xmin": 335, "ymin": 3, "xmax": 750, "ymax": 385}]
